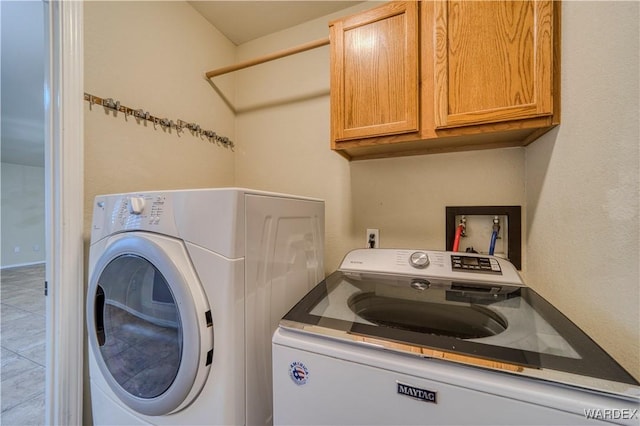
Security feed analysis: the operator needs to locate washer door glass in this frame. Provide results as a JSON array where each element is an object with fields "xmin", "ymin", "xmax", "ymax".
[
  {"xmin": 88, "ymin": 233, "xmax": 213, "ymax": 416},
  {"xmin": 95, "ymin": 254, "xmax": 181, "ymax": 399}
]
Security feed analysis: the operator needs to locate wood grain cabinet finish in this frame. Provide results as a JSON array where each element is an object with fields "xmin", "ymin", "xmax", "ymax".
[
  {"xmin": 434, "ymin": 0, "xmax": 554, "ymax": 128},
  {"xmin": 330, "ymin": 0, "xmax": 560, "ymax": 161},
  {"xmin": 329, "ymin": 1, "xmax": 419, "ymax": 143}
]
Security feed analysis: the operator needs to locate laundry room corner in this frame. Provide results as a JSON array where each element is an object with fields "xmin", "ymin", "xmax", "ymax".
[
  {"xmin": 232, "ymin": 1, "xmax": 380, "ymax": 271},
  {"xmin": 229, "ymin": 0, "xmax": 529, "ymax": 273}
]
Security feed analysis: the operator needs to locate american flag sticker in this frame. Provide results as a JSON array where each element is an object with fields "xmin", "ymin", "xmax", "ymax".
[{"xmin": 289, "ymin": 361, "xmax": 309, "ymax": 385}]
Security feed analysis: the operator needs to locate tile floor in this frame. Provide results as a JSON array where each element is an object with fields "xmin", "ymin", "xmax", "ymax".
[{"xmin": 1, "ymin": 263, "xmax": 46, "ymax": 425}]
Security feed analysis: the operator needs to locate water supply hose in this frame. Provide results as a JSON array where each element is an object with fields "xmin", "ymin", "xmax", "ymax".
[
  {"xmin": 489, "ymin": 217, "xmax": 500, "ymax": 255},
  {"xmin": 453, "ymin": 224, "xmax": 464, "ymax": 252}
]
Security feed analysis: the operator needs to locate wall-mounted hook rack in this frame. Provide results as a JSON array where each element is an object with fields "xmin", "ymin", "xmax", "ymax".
[{"xmin": 84, "ymin": 92, "xmax": 234, "ymax": 149}]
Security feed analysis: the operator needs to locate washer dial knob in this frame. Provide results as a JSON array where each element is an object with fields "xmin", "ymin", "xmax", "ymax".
[
  {"xmin": 409, "ymin": 251, "xmax": 430, "ymax": 269},
  {"xmin": 127, "ymin": 196, "xmax": 146, "ymax": 215}
]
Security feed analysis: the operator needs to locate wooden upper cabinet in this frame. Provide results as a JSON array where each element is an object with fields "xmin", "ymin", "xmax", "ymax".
[
  {"xmin": 330, "ymin": 1, "xmax": 419, "ymax": 143},
  {"xmin": 434, "ymin": 0, "xmax": 555, "ymax": 128},
  {"xmin": 329, "ymin": 1, "xmax": 560, "ymax": 160}
]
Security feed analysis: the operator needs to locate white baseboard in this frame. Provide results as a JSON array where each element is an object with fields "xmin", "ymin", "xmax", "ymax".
[{"xmin": 1, "ymin": 261, "xmax": 46, "ymax": 270}]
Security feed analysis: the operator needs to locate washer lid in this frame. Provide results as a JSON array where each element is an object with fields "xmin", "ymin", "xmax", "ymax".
[
  {"xmin": 87, "ymin": 232, "xmax": 213, "ymax": 416},
  {"xmin": 281, "ymin": 270, "xmax": 639, "ymax": 396}
]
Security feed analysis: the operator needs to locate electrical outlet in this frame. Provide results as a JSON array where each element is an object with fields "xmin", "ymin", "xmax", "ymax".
[{"xmin": 366, "ymin": 228, "xmax": 380, "ymax": 248}]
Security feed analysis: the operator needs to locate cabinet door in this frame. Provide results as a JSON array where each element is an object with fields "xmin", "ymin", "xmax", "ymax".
[
  {"xmin": 330, "ymin": 1, "xmax": 419, "ymax": 142},
  {"xmin": 434, "ymin": 0, "xmax": 555, "ymax": 128}
]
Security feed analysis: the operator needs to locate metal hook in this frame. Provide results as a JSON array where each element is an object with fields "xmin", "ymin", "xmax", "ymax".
[{"xmin": 103, "ymin": 98, "xmax": 116, "ymax": 109}]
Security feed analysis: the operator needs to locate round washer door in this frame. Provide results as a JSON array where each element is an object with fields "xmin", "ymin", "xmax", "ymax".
[{"xmin": 87, "ymin": 232, "xmax": 213, "ymax": 416}]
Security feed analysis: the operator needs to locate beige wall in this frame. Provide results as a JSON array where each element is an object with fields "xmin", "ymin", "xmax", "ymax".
[
  {"xmin": 84, "ymin": 1, "xmax": 236, "ymax": 241},
  {"xmin": 233, "ymin": 2, "xmax": 379, "ymax": 270},
  {"xmin": 525, "ymin": 1, "xmax": 639, "ymax": 379},
  {"xmin": 0, "ymin": 163, "xmax": 46, "ymax": 267},
  {"xmin": 350, "ymin": 149, "xmax": 525, "ymax": 254},
  {"xmin": 233, "ymin": 1, "xmax": 526, "ymax": 272}
]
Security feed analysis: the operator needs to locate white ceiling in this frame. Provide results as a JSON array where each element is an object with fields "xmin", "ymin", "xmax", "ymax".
[
  {"xmin": 0, "ymin": 1, "xmax": 363, "ymax": 167},
  {"xmin": 189, "ymin": 1, "xmax": 362, "ymax": 45}
]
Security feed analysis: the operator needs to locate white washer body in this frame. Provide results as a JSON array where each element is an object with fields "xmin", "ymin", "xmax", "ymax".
[
  {"xmin": 87, "ymin": 188, "xmax": 324, "ymax": 426},
  {"xmin": 273, "ymin": 328, "xmax": 639, "ymax": 425},
  {"xmin": 273, "ymin": 249, "xmax": 640, "ymax": 425}
]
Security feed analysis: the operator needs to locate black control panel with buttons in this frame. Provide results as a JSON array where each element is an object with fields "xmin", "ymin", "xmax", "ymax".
[{"xmin": 451, "ymin": 255, "xmax": 502, "ymax": 274}]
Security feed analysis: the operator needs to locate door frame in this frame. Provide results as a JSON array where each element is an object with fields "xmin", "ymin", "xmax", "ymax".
[{"xmin": 44, "ymin": 1, "xmax": 84, "ymax": 424}]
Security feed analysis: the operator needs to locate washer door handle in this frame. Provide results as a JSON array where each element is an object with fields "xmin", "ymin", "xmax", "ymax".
[{"xmin": 95, "ymin": 285, "xmax": 106, "ymax": 346}]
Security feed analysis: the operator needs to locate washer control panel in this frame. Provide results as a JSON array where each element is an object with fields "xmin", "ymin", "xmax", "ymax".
[
  {"xmin": 115, "ymin": 194, "xmax": 167, "ymax": 227},
  {"xmin": 451, "ymin": 255, "xmax": 501, "ymax": 274},
  {"xmin": 339, "ymin": 249, "xmax": 522, "ymax": 285}
]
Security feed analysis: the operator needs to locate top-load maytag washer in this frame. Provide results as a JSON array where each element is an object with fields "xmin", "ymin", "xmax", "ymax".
[
  {"xmin": 86, "ymin": 188, "xmax": 324, "ymax": 425},
  {"xmin": 273, "ymin": 249, "xmax": 640, "ymax": 425}
]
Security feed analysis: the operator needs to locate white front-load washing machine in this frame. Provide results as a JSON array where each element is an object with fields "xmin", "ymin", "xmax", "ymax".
[
  {"xmin": 87, "ymin": 188, "xmax": 324, "ymax": 425},
  {"xmin": 273, "ymin": 249, "xmax": 640, "ymax": 425}
]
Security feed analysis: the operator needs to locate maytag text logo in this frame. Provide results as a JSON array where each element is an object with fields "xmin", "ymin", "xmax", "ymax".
[{"xmin": 397, "ymin": 382, "xmax": 437, "ymax": 404}]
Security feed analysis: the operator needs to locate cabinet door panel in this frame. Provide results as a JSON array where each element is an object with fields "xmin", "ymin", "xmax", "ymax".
[
  {"xmin": 331, "ymin": 1, "xmax": 419, "ymax": 142},
  {"xmin": 435, "ymin": 0, "xmax": 554, "ymax": 128}
]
